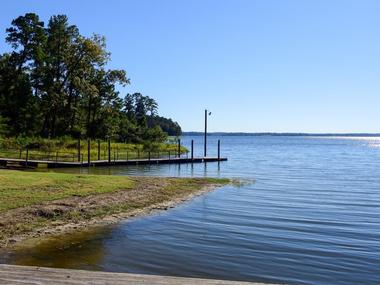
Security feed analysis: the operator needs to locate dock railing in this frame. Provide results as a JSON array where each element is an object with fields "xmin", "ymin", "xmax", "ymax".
[
  {"xmin": 0, "ymin": 138, "xmax": 224, "ymax": 167},
  {"xmin": 0, "ymin": 141, "xmax": 189, "ymax": 162}
]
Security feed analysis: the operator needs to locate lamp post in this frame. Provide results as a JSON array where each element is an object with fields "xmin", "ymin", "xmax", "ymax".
[{"xmin": 204, "ymin": 109, "xmax": 211, "ymax": 157}]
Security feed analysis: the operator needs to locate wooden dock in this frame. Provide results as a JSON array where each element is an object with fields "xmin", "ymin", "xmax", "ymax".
[
  {"xmin": 0, "ymin": 138, "xmax": 227, "ymax": 168},
  {"xmin": 0, "ymin": 264, "xmax": 276, "ymax": 285},
  {"xmin": 0, "ymin": 156, "xmax": 227, "ymax": 168}
]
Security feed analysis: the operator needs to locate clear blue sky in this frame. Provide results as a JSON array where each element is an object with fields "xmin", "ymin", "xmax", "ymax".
[{"xmin": 1, "ymin": 0, "xmax": 379, "ymax": 133}]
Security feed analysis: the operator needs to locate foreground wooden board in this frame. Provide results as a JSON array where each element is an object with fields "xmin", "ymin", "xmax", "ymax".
[{"xmin": 0, "ymin": 264, "xmax": 276, "ymax": 285}]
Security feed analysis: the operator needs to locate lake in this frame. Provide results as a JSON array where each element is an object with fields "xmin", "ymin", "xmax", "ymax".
[{"xmin": 2, "ymin": 136, "xmax": 380, "ymax": 285}]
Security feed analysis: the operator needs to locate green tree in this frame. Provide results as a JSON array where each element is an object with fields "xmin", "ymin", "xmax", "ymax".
[{"xmin": 0, "ymin": 13, "xmax": 181, "ymax": 143}]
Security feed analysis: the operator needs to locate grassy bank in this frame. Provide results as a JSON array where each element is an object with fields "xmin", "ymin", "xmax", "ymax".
[{"xmin": 0, "ymin": 170, "xmax": 229, "ymax": 247}]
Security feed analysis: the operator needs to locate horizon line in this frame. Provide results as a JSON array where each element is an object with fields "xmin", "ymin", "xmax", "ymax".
[{"xmin": 182, "ymin": 131, "xmax": 380, "ymax": 136}]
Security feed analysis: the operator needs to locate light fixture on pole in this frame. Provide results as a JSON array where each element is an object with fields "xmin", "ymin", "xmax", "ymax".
[{"xmin": 204, "ymin": 109, "xmax": 211, "ymax": 157}]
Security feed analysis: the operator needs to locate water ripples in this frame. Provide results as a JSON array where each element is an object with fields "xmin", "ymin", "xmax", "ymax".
[{"xmin": 6, "ymin": 136, "xmax": 380, "ymax": 285}]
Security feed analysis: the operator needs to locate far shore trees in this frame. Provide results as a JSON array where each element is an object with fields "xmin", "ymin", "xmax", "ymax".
[{"xmin": 0, "ymin": 13, "xmax": 181, "ymax": 143}]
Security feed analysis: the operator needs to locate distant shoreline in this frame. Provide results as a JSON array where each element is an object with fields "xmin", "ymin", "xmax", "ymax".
[{"xmin": 183, "ymin": 132, "xmax": 380, "ymax": 137}]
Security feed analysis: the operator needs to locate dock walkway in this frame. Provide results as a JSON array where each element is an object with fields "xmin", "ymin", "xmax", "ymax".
[
  {"xmin": 0, "ymin": 156, "xmax": 227, "ymax": 168},
  {"xmin": 0, "ymin": 264, "xmax": 276, "ymax": 285}
]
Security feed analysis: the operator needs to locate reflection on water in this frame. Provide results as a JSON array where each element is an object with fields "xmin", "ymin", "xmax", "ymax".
[
  {"xmin": 4, "ymin": 136, "xmax": 380, "ymax": 285},
  {"xmin": 2, "ymin": 227, "xmax": 114, "ymax": 270}
]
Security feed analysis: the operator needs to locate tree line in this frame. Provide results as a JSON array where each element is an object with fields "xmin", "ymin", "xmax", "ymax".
[{"xmin": 0, "ymin": 13, "xmax": 181, "ymax": 142}]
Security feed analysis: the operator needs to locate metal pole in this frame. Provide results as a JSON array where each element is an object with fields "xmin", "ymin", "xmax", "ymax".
[
  {"xmin": 204, "ymin": 109, "xmax": 207, "ymax": 157},
  {"xmin": 218, "ymin": 139, "xmax": 220, "ymax": 160},
  {"xmin": 108, "ymin": 139, "xmax": 111, "ymax": 164},
  {"xmin": 87, "ymin": 139, "xmax": 91, "ymax": 165},
  {"xmin": 191, "ymin": 139, "xmax": 194, "ymax": 160}
]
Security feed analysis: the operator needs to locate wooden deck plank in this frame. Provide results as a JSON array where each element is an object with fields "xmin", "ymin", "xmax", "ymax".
[{"xmin": 0, "ymin": 264, "xmax": 276, "ymax": 285}]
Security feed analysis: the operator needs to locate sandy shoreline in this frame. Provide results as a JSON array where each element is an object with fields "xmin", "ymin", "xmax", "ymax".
[{"xmin": 0, "ymin": 176, "xmax": 227, "ymax": 249}]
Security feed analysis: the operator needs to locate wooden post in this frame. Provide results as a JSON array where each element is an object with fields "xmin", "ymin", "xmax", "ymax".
[
  {"xmin": 218, "ymin": 139, "xmax": 220, "ymax": 160},
  {"xmin": 77, "ymin": 139, "xmax": 81, "ymax": 162},
  {"xmin": 137, "ymin": 149, "xmax": 140, "ymax": 159},
  {"xmin": 55, "ymin": 151, "xmax": 59, "ymax": 162},
  {"xmin": 148, "ymin": 151, "xmax": 151, "ymax": 161},
  {"xmin": 168, "ymin": 151, "xmax": 171, "ymax": 160},
  {"xmin": 191, "ymin": 140, "xmax": 194, "ymax": 160},
  {"xmin": 97, "ymin": 140, "xmax": 100, "ymax": 160},
  {"xmin": 87, "ymin": 139, "xmax": 91, "ymax": 165},
  {"xmin": 25, "ymin": 147, "xmax": 29, "ymax": 166},
  {"xmin": 178, "ymin": 139, "xmax": 181, "ymax": 158},
  {"xmin": 108, "ymin": 140, "xmax": 111, "ymax": 164}
]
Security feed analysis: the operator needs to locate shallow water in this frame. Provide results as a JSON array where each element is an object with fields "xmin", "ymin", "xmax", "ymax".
[{"xmin": 2, "ymin": 136, "xmax": 380, "ymax": 285}]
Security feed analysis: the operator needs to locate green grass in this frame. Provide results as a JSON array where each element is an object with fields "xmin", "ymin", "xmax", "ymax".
[{"xmin": 0, "ymin": 170, "xmax": 135, "ymax": 211}]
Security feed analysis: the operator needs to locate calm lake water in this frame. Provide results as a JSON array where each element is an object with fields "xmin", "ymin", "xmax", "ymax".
[{"xmin": 3, "ymin": 136, "xmax": 380, "ymax": 285}]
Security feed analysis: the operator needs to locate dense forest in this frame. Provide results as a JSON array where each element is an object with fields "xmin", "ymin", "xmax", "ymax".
[{"xmin": 0, "ymin": 13, "xmax": 181, "ymax": 143}]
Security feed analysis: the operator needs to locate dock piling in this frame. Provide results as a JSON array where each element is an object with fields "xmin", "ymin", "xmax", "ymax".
[
  {"xmin": 25, "ymin": 147, "xmax": 29, "ymax": 166},
  {"xmin": 77, "ymin": 139, "xmax": 81, "ymax": 162},
  {"xmin": 191, "ymin": 140, "xmax": 194, "ymax": 160},
  {"xmin": 178, "ymin": 139, "xmax": 181, "ymax": 158},
  {"xmin": 97, "ymin": 140, "xmax": 100, "ymax": 160},
  {"xmin": 108, "ymin": 140, "xmax": 111, "ymax": 164},
  {"xmin": 87, "ymin": 139, "xmax": 91, "ymax": 165},
  {"xmin": 218, "ymin": 139, "xmax": 221, "ymax": 160}
]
